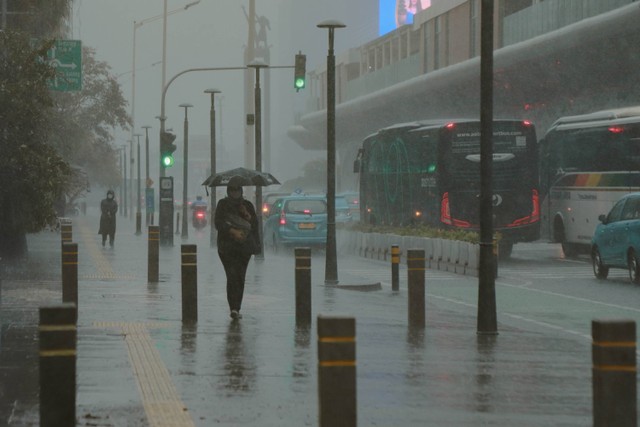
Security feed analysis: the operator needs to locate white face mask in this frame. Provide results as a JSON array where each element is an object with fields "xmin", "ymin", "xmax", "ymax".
[{"xmin": 107, "ymin": 194, "xmax": 114, "ymax": 199}]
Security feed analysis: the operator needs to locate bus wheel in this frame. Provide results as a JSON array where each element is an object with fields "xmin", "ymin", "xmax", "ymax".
[
  {"xmin": 561, "ymin": 242, "xmax": 578, "ymax": 258},
  {"xmin": 628, "ymin": 250, "xmax": 640, "ymax": 284},
  {"xmin": 592, "ymin": 248, "xmax": 609, "ymax": 280}
]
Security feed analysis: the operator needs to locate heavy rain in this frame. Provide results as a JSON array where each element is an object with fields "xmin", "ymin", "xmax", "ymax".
[{"xmin": 2, "ymin": 1, "xmax": 640, "ymax": 426}]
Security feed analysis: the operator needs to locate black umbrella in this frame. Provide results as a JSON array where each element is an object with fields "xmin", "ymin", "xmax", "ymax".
[{"xmin": 202, "ymin": 167, "xmax": 280, "ymax": 187}]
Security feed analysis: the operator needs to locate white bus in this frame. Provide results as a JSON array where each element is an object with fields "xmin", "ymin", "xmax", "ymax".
[{"xmin": 539, "ymin": 107, "xmax": 640, "ymax": 256}]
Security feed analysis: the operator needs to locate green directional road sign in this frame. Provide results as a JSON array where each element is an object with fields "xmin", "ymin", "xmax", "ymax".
[{"xmin": 47, "ymin": 40, "xmax": 82, "ymax": 91}]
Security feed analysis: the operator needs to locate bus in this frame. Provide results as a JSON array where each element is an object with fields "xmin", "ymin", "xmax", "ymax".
[
  {"xmin": 355, "ymin": 119, "xmax": 540, "ymax": 257},
  {"xmin": 539, "ymin": 107, "xmax": 640, "ymax": 257}
]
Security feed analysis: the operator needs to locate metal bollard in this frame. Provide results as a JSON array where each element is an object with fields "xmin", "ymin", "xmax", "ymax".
[
  {"xmin": 493, "ymin": 237, "xmax": 499, "ymax": 278},
  {"xmin": 61, "ymin": 242, "xmax": 78, "ymax": 308},
  {"xmin": 592, "ymin": 320, "xmax": 636, "ymax": 427},
  {"xmin": 60, "ymin": 222, "xmax": 72, "ymax": 246},
  {"xmin": 39, "ymin": 303, "xmax": 77, "ymax": 427},
  {"xmin": 295, "ymin": 248, "xmax": 312, "ymax": 327},
  {"xmin": 407, "ymin": 249, "xmax": 425, "ymax": 328},
  {"xmin": 391, "ymin": 244, "xmax": 400, "ymax": 291},
  {"xmin": 175, "ymin": 212, "xmax": 181, "ymax": 235},
  {"xmin": 181, "ymin": 244, "xmax": 197, "ymax": 323},
  {"xmin": 135, "ymin": 211, "xmax": 142, "ymax": 235},
  {"xmin": 318, "ymin": 316, "xmax": 356, "ymax": 427},
  {"xmin": 148, "ymin": 226, "xmax": 159, "ymax": 283}
]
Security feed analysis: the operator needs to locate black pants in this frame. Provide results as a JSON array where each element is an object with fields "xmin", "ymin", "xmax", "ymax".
[
  {"xmin": 218, "ymin": 251, "xmax": 251, "ymax": 311},
  {"xmin": 101, "ymin": 232, "xmax": 114, "ymax": 246}
]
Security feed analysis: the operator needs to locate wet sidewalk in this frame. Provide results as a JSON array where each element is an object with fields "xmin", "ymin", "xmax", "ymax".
[{"xmin": 1, "ymin": 213, "xmax": 596, "ymax": 426}]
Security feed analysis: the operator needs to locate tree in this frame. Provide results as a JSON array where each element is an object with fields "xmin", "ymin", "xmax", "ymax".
[
  {"xmin": 0, "ymin": 31, "xmax": 72, "ymax": 258},
  {"xmin": 49, "ymin": 47, "xmax": 132, "ymax": 192}
]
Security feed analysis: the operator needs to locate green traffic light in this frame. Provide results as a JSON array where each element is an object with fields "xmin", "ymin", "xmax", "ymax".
[
  {"xmin": 295, "ymin": 77, "xmax": 305, "ymax": 89},
  {"xmin": 162, "ymin": 155, "xmax": 174, "ymax": 167}
]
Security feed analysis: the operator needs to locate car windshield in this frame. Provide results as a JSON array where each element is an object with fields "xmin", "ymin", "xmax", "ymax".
[
  {"xmin": 342, "ymin": 194, "xmax": 358, "ymax": 205},
  {"xmin": 285, "ymin": 199, "xmax": 326, "ymax": 214},
  {"xmin": 336, "ymin": 197, "xmax": 349, "ymax": 209}
]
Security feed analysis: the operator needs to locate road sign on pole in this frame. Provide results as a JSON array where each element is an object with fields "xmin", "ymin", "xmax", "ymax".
[{"xmin": 47, "ymin": 40, "xmax": 82, "ymax": 91}]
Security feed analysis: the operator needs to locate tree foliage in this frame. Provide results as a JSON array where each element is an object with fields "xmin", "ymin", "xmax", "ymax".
[
  {"xmin": 0, "ymin": 31, "xmax": 72, "ymax": 257},
  {"xmin": 49, "ymin": 47, "xmax": 132, "ymax": 190}
]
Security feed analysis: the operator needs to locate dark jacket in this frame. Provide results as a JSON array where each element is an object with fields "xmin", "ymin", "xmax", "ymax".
[
  {"xmin": 215, "ymin": 196, "xmax": 259, "ymax": 255},
  {"xmin": 99, "ymin": 197, "xmax": 118, "ymax": 235}
]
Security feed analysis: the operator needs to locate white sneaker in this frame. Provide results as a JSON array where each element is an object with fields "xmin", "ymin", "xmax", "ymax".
[{"xmin": 230, "ymin": 310, "xmax": 239, "ymax": 319}]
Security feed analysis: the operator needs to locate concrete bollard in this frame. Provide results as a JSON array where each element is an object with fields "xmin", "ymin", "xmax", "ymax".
[
  {"xmin": 318, "ymin": 316, "xmax": 356, "ymax": 427},
  {"xmin": 39, "ymin": 303, "xmax": 77, "ymax": 427},
  {"xmin": 592, "ymin": 320, "xmax": 636, "ymax": 427},
  {"xmin": 295, "ymin": 247, "xmax": 312, "ymax": 327},
  {"xmin": 391, "ymin": 244, "xmax": 400, "ymax": 291},
  {"xmin": 61, "ymin": 242, "xmax": 78, "ymax": 308},
  {"xmin": 407, "ymin": 249, "xmax": 426, "ymax": 328},
  {"xmin": 148, "ymin": 226, "xmax": 159, "ymax": 283},
  {"xmin": 175, "ymin": 212, "xmax": 181, "ymax": 235},
  {"xmin": 181, "ymin": 244, "xmax": 197, "ymax": 323}
]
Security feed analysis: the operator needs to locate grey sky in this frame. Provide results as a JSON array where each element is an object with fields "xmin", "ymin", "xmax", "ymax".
[{"xmin": 71, "ymin": 0, "xmax": 376, "ymax": 183}]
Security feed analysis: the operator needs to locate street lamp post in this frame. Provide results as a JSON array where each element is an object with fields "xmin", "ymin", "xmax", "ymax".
[
  {"xmin": 204, "ymin": 88, "xmax": 221, "ymax": 248},
  {"xmin": 179, "ymin": 103, "xmax": 193, "ymax": 240},
  {"xmin": 134, "ymin": 133, "xmax": 143, "ymax": 235},
  {"xmin": 131, "ymin": 2, "xmax": 201, "ymax": 182},
  {"xmin": 122, "ymin": 144, "xmax": 128, "ymax": 217},
  {"xmin": 317, "ymin": 20, "xmax": 346, "ymax": 285},
  {"xmin": 129, "ymin": 139, "xmax": 134, "ymax": 220},
  {"xmin": 142, "ymin": 125, "xmax": 152, "ymax": 226},
  {"xmin": 247, "ymin": 60, "xmax": 269, "ymax": 260},
  {"xmin": 119, "ymin": 147, "xmax": 124, "ymax": 216},
  {"xmin": 477, "ymin": 0, "xmax": 497, "ymax": 334}
]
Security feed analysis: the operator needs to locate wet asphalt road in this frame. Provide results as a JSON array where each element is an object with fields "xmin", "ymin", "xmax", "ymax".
[{"xmin": 1, "ymin": 210, "xmax": 639, "ymax": 426}]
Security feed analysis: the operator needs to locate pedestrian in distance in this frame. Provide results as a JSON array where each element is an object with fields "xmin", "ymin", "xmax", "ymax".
[
  {"xmin": 214, "ymin": 185, "xmax": 260, "ymax": 320},
  {"xmin": 98, "ymin": 189, "xmax": 118, "ymax": 247}
]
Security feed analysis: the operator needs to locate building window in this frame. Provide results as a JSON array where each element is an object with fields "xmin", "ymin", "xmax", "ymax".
[
  {"xmin": 423, "ymin": 22, "xmax": 429, "ymax": 72},
  {"xmin": 434, "ymin": 16, "xmax": 441, "ymax": 69},
  {"xmin": 470, "ymin": 0, "xmax": 478, "ymax": 57}
]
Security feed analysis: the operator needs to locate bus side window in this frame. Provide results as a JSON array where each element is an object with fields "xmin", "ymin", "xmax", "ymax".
[{"xmin": 628, "ymin": 137, "xmax": 640, "ymax": 168}]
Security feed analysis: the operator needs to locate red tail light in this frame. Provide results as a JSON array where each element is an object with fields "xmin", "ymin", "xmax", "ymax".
[
  {"xmin": 507, "ymin": 189, "xmax": 540, "ymax": 227},
  {"xmin": 440, "ymin": 192, "xmax": 471, "ymax": 228},
  {"xmin": 196, "ymin": 211, "xmax": 205, "ymax": 219},
  {"xmin": 279, "ymin": 210, "xmax": 286, "ymax": 225},
  {"xmin": 609, "ymin": 126, "xmax": 624, "ymax": 134},
  {"xmin": 441, "ymin": 193, "xmax": 451, "ymax": 225}
]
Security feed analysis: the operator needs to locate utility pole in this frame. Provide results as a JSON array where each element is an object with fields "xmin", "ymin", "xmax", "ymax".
[{"xmin": 243, "ymin": 0, "xmax": 256, "ymax": 170}]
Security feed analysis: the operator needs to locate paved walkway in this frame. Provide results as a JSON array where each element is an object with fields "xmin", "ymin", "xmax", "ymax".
[{"xmin": 0, "ymin": 213, "xmax": 603, "ymax": 426}]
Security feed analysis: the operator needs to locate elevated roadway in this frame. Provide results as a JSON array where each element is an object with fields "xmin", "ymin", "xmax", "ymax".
[{"xmin": 290, "ymin": 3, "xmax": 640, "ymax": 154}]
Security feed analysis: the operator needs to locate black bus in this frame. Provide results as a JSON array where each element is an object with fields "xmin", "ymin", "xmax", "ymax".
[{"xmin": 355, "ymin": 119, "xmax": 540, "ymax": 256}]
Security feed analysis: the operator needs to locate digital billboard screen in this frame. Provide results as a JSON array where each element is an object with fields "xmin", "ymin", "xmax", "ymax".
[{"xmin": 379, "ymin": 0, "xmax": 432, "ymax": 36}]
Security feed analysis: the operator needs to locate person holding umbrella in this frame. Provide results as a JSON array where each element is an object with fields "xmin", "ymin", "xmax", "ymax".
[{"xmin": 214, "ymin": 184, "xmax": 260, "ymax": 319}]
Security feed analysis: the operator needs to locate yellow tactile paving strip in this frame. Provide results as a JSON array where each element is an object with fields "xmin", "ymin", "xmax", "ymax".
[
  {"xmin": 76, "ymin": 219, "xmax": 118, "ymax": 280},
  {"xmin": 96, "ymin": 322, "xmax": 194, "ymax": 427}
]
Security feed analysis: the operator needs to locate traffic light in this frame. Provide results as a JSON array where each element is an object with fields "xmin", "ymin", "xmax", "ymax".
[
  {"xmin": 294, "ymin": 53, "xmax": 306, "ymax": 91},
  {"xmin": 160, "ymin": 131, "xmax": 177, "ymax": 168}
]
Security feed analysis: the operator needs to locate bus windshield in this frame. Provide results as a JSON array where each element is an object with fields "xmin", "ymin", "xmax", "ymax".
[
  {"xmin": 544, "ymin": 123, "xmax": 640, "ymax": 173},
  {"xmin": 444, "ymin": 121, "xmax": 537, "ymax": 185}
]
